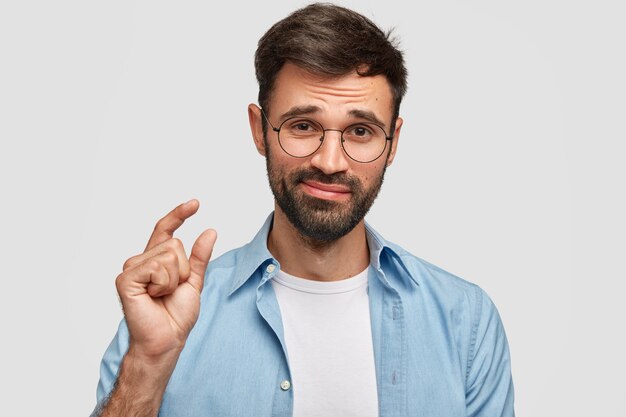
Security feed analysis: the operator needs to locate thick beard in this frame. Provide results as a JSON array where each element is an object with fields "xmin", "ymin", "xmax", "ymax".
[{"xmin": 266, "ymin": 147, "xmax": 386, "ymax": 243}]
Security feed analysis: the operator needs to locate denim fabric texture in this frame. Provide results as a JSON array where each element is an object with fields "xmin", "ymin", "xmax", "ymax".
[{"xmin": 94, "ymin": 213, "xmax": 514, "ymax": 416}]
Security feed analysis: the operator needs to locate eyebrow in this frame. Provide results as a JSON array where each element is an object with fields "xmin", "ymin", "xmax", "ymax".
[
  {"xmin": 279, "ymin": 105, "xmax": 320, "ymax": 120},
  {"xmin": 279, "ymin": 106, "xmax": 387, "ymax": 127},
  {"xmin": 347, "ymin": 109, "xmax": 386, "ymax": 127}
]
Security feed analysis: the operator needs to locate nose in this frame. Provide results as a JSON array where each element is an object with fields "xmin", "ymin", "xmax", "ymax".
[{"xmin": 310, "ymin": 129, "xmax": 350, "ymax": 175}]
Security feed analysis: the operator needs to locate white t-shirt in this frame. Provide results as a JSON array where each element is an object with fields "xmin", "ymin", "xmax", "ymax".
[{"xmin": 271, "ymin": 267, "xmax": 379, "ymax": 417}]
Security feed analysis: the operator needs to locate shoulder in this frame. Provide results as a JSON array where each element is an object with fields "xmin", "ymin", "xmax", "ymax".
[
  {"xmin": 383, "ymin": 242, "xmax": 511, "ymax": 387},
  {"xmin": 384, "ymin": 241, "xmax": 487, "ymax": 305},
  {"xmin": 367, "ymin": 223, "xmax": 487, "ymax": 309},
  {"xmin": 381, "ymin": 241, "xmax": 507, "ymax": 344}
]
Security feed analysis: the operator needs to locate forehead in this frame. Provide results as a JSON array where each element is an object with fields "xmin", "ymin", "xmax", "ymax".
[{"xmin": 268, "ymin": 63, "xmax": 394, "ymax": 125}]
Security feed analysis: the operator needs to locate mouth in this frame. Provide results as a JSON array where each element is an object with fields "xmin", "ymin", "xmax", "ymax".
[{"xmin": 300, "ymin": 180, "xmax": 352, "ymax": 201}]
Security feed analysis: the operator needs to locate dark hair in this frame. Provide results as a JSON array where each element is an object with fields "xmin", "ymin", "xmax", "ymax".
[{"xmin": 254, "ymin": 2, "xmax": 407, "ymax": 124}]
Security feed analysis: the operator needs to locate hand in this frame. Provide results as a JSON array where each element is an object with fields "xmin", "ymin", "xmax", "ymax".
[{"xmin": 115, "ymin": 199, "xmax": 217, "ymax": 360}]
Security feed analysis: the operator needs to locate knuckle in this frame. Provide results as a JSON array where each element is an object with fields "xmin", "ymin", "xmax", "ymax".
[
  {"xmin": 115, "ymin": 273, "xmax": 126, "ymax": 290},
  {"xmin": 122, "ymin": 255, "xmax": 138, "ymax": 271},
  {"xmin": 122, "ymin": 259, "xmax": 132, "ymax": 271},
  {"xmin": 163, "ymin": 250, "xmax": 178, "ymax": 265},
  {"xmin": 154, "ymin": 218, "xmax": 167, "ymax": 233},
  {"xmin": 169, "ymin": 238, "xmax": 184, "ymax": 251},
  {"xmin": 147, "ymin": 259, "xmax": 162, "ymax": 272},
  {"xmin": 180, "ymin": 257, "xmax": 190, "ymax": 270}
]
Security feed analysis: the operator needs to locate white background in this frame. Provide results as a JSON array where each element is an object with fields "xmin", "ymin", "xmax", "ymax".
[{"xmin": 1, "ymin": 0, "xmax": 624, "ymax": 415}]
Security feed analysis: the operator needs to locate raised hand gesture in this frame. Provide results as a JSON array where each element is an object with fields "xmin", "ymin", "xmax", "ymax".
[{"xmin": 115, "ymin": 199, "xmax": 217, "ymax": 359}]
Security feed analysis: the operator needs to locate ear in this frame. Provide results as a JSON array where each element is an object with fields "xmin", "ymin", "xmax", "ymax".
[
  {"xmin": 248, "ymin": 104, "xmax": 267, "ymax": 156},
  {"xmin": 385, "ymin": 116, "xmax": 403, "ymax": 167}
]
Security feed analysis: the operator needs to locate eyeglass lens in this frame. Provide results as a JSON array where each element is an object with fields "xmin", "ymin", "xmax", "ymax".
[{"xmin": 277, "ymin": 117, "xmax": 388, "ymax": 163}]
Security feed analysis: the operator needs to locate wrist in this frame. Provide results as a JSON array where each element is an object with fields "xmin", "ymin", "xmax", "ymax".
[
  {"xmin": 125, "ymin": 343, "xmax": 183, "ymax": 376},
  {"xmin": 99, "ymin": 346, "xmax": 182, "ymax": 417}
]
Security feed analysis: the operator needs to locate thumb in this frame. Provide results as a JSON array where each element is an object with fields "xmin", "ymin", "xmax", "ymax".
[{"xmin": 187, "ymin": 229, "xmax": 217, "ymax": 293}]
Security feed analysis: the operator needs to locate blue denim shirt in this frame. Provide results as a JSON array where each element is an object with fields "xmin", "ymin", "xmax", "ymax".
[{"xmin": 95, "ymin": 214, "xmax": 514, "ymax": 416}]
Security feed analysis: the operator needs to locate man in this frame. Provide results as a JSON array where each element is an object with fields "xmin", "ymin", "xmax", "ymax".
[{"xmin": 93, "ymin": 3, "xmax": 514, "ymax": 416}]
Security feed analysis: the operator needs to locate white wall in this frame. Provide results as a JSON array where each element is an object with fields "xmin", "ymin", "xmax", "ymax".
[{"xmin": 1, "ymin": 0, "xmax": 624, "ymax": 415}]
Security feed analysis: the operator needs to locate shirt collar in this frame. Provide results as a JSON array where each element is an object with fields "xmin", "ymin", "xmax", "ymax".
[
  {"xmin": 228, "ymin": 213, "xmax": 276, "ymax": 295},
  {"xmin": 364, "ymin": 220, "xmax": 389, "ymax": 271},
  {"xmin": 365, "ymin": 221, "xmax": 420, "ymax": 287},
  {"xmin": 228, "ymin": 213, "xmax": 418, "ymax": 295}
]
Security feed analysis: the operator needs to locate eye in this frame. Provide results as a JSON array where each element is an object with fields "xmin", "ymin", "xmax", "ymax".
[
  {"xmin": 283, "ymin": 118, "xmax": 322, "ymax": 136},
  {"xmin": 352, "ymin": 126, "xmax": 371, "ymax": 136},
  {"xmin": 294, "ymin": 122, "xmax": 314, "ymax": 131},
  {"xmin": 345, "ymin": 124, "xmax": 374, "ymax": 138}
]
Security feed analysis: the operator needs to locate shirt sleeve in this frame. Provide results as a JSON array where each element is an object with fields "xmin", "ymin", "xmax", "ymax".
[
  {"xmin": 465, "ymin": 287, "xmax": 515, "ymax": 417},
  {"xmin": 91, "ymin": 319, "xmax": 130, "ymax": 413}
]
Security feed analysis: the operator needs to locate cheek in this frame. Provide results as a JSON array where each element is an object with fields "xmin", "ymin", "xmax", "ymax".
[
  {"xmin": 358, "ymin": 164, "xmax": 385, "ymax": 183},
  {"xmin": 267, "ymin": 154, "xmax": 298, "ymax": 186}
]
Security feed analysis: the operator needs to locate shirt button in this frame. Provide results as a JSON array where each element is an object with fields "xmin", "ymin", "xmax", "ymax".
[
  {"xmin": 266, "ymin": 264, "xmax": 276, "ymax": 273},
  {"xmin": 280, "ymin": 380, "xmax": 291, "ymax": 391}
]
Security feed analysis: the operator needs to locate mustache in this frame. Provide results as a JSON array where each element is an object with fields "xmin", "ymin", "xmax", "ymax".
[{"xmin": 291, "ymin": 168, "xmax": 361, "ymax": 190}]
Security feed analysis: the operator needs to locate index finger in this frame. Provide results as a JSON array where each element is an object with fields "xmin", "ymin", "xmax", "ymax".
[{"xmin": 145, "ymin": 199, "xmax": 200, "ymax": 251}]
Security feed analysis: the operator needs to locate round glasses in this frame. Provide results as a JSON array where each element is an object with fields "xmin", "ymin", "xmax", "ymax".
[{"xmin": 262, "ymin": 109, "xmax": 393, "ymax": 163}]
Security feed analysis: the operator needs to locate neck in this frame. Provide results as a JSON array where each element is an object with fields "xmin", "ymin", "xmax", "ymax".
[{"xmin": 268, "ymin": 206, "xmax": 370, "ymax": 282}]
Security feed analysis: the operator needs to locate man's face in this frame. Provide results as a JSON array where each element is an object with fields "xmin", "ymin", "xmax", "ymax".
[{"xmin": 249, "ymin": 63, "xmax": 402, "ymax": 242}]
